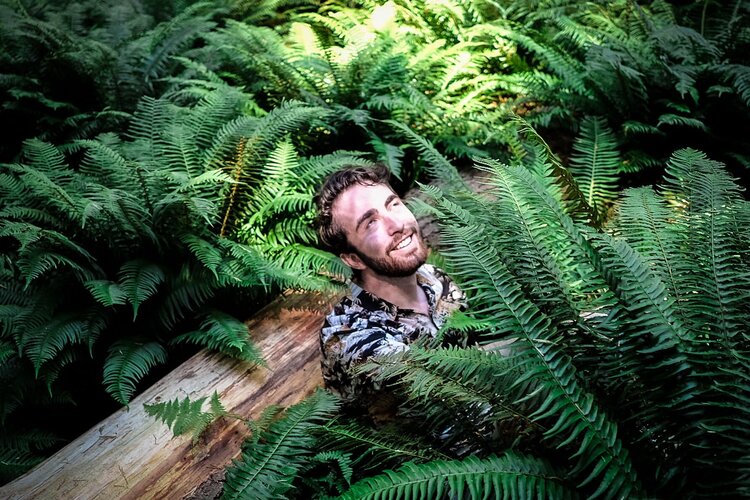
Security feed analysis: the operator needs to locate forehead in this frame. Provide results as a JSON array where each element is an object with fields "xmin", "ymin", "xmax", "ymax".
[{"xmin": 331, "ymin": 182, "xmax": 395, "ymax": 231}]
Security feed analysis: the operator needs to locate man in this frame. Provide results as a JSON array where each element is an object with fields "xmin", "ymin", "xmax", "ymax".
[{"xmin": 314, "ymin": 164, "xmax": 466, "ymax": 417}]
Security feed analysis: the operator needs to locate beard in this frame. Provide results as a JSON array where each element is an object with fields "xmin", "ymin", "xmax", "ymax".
[{"xmin": 352, "ymin": 227, "xmax": 428, "ymax": 278}]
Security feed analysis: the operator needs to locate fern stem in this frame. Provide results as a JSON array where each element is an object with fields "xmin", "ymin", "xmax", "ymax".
[
  {"xmin": 220, "ymin": 138, "xmax": 247, "ymax": 238},
  {"xmin": 134, "ymin": 165, "xmax": 153, "ymax": 214}
]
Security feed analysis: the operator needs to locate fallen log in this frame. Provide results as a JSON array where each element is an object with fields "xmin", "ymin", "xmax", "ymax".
[{"xmin": 1, "ymin": 290, "xmax": 337, "ymax": 500}]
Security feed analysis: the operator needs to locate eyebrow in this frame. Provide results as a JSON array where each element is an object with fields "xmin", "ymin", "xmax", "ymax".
[
  {"xmin": 355, "ymin": 194, "xmax": 400, "ymax": 232},
  {"xmin": 355, "ymin": 208, "xmax": 377, "ymax": 232}
]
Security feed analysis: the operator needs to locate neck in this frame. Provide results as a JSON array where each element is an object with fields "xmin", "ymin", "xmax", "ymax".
[{"xmin": 358, "ymin": 269, "xmax": 427, "ymax": 314}]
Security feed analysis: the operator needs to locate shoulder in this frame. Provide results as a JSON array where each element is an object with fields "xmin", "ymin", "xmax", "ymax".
[{"xmin": 418, "ymin": 264, "xmax": 465, "ymax": 304}]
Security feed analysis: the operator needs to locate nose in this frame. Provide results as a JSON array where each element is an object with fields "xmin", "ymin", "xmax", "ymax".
[{"xmin": 383, "ymin": 213, "xmax": 405, "ymax": 235}]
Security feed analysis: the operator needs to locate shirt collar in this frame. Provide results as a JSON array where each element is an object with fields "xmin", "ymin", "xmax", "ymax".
[{"xmin": 348, "ymin": 265, "xmax": 442, "ymax": 319}]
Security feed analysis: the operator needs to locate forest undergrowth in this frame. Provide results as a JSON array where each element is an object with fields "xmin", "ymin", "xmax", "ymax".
[{"xmin": 0, "ymin": 0, "xmax": 748, "ymax": 496}]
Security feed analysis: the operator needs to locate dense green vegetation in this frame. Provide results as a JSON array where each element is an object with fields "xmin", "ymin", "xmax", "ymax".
[
  {"xmin": 0, "ymin": 0, "xmax": 748, "ymax": 494},
  {"xmin": 214, "ymin": 147, "xmax": 749, "ymax": 499}
]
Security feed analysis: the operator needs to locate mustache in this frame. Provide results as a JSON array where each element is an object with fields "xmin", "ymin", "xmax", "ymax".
[{"xmin": 388, "ymin": 226, "xmax": 421, "ymax": 252}]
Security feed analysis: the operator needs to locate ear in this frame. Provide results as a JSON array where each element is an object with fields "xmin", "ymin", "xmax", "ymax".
[{"xmin": 340, "ymin": 251, "xmax": 366, "ymax": 271}]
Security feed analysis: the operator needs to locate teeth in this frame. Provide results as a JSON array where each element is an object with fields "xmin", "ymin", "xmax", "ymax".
[{"xmin": 395, "ymin": 236, "xmax": 412, "ymax": 250}]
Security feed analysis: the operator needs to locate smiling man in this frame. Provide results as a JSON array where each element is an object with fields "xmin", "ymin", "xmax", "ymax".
[{"xmin": 315, "ymin": 165, "xmax": 466, "ymax": 417}]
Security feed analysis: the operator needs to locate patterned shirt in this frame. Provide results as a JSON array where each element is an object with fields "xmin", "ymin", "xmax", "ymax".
[{"xmin": 320, "ymin": 264, "xmax": 466, "ymax": 406}]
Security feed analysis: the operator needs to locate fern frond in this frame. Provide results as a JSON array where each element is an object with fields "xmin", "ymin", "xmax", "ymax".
[
  {"xmin": 385, "ymin": 119, "xmax": 464, "ymax": 188},
  {"xmin": 589, "ymin": 232, "xmax": 696, "ymax": 427},
  {"xmin": 103, "ymin": 339, "xmax": 168, "ymax": 406},
  {"xmin": 21, "ymin": 311, "xmax": 103, "ymax": 377},
  {"xmin": 117, "ymin": 259, "xmax": 166, "ymax": 320},
  {"xmin": 157, "ymin": 261, "xmax": 218, "ymax": 330},
  {"xmin": 180, "ymin": 234, "xmax": 223, "ymax": 277},
  {"xmin": 432, "ymin": 215, "xmax": 640, "ymax": 497},
  {"xmin": 489, "ymin": 25, "xmax": 591, "ymax": 97},
  {"xmin": 568, "ymin": 116, "xmax": 620, "ymax": 223},
  {"xmin": 660, "ymin": 149, "xmax": 750, "ymax": 342},
  {"xmin": 144, "ymin": 391, "xmax": 228, "ymax": 441},
  {"xmin": 75, "ymin": 137, "xmax": 139, "ymax": 194},
  {"xmin": 317, "ymin": 417, "xmax": 448, "ymax": 474},
  {"xmin": 170, "ymin": 309, "xmax": 263, "ymax": 365},
  {"xmin": 272, "ymin": 244, "xmax": 350, "ymax": 282},
  {"xmin": 363, "ymin": 344, "xmax": 541, "ymax": 452},
  {"xmin": 506, "ymin": 116, "xmax": 596, "ymax": 223},
  {"xmin": 722, "ymin": 63, "xmax": 750, "ymax": 107},
  {"xmin": 340, "ymin": 453, "xmax": 575, "ymax": 500},
  {"xmin": 610, "ymin": 187, "xmax": 688, "ymax": 316},
  {"xmin": 656, "ymin": 113, "xmax": 707, "ymax": 131},
  {"xmin": 137, "ymin": 2, "xmax": 218, "ymax": 91},
  {"xmin": 0, "ymin": 429, "xmax": 60, "ymax": 454},
  {"xmin": 475, "ymin": 160, "xmax": 593, "ymax": 331},
  {"xmin": 16, "ymin": 246, "xmax": 96, "ymax": 287},
  {"xmin": 223, "ymin": 389, "xmax": 340, "ymax": 500},
  {"xmin": 368, "ymin": 135, "xmax": 404, "ymax": 180},
  {"xmin": 0, "ymin": 446, "xmax": 44, "ymax": 484},
  {"xmin": 621, "ymin": 120, "xmax": 663, "ymax": 137},
  {"xmin": 84, "ymin": 280, "xmax": 128, "ymax": 307}
]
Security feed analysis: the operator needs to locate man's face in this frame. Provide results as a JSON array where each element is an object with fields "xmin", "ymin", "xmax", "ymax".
[{"xmin": 332, "ymin": 182, "xmax": 427, "ymax": 277}]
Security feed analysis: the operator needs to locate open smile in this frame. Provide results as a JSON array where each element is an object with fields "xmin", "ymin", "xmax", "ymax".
[{"xmin": 391, "ymin": 234, "xmax": 414, "ymax": 252}]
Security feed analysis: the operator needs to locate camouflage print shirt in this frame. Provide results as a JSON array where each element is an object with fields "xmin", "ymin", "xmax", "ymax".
[{"xmin": 320, "ymin": 264, "xmax": 467, "ymax": 406}]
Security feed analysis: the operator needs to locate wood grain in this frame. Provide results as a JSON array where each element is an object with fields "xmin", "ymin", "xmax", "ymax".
[{"xmin": 1, "ymin": 291, "xmax": 337, "ymax": 500}]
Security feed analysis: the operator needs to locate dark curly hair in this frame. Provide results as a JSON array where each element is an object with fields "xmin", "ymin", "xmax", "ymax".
[{"xmin": 314, "ymin": 164, "xmax": 391, "ymax": 255}]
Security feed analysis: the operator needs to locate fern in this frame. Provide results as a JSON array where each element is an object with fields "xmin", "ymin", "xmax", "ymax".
[
  {"xmin": 316, "ymin": 419, "xmax": 448, "ymax": 473},
  {"xmin": 222, "ymin": 389, "xmax": 340, "ymax": 500},
  {"xmin": 0, "ymin": 446, "xmax": 44, "ymax": 484},
  {"xmin": 340, "ymin": 453, "xmax": 574, "ymax": 500},
  {"xmin": 117, "ymin": 259, "xmax": 166, "ymax": 320},
  {"xmin": 430, "ymin": 216, "xmax": 641, "ymax": 497},
  {"xmin": 144, "ymin": 391, "xmax": 229, "ymax": 442},
  {"xmin": 656, "ymin": 113, "xmax": 708, "ymax": 131},
  {"xmin": 170, "ymin": 309, "xmax": 263, "ymax": 365},
  {"xmin": 17, "ymin": 307, "xmax": 105, "ymax": 377},
  {"xmin": 305, "ymin": 450, "xmax": 354, "ymax": 493},
  {"xmin": 384, "ymin": 119, "xmax": 465, "ymax": 188},
  {"xmin": 568, "ymin": 116, "xmax": 620, "ymax": 223},
  {"xmin": 723, "ymin": 63, "xmax": 750, "ymax": 107},
  {"xmin": 103, "ymin": 339, "xmax": 168, "ymax": 406},
  {"xmin": 156, "ymin": 261, "xmax": 220, "ymax": 329}
]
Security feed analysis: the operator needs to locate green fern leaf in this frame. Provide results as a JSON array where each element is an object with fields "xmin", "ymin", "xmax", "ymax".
[
  {"xmin": 311, "ymin": 450, "xmax": 354, "ymax": 486},
  {"xmin": 621, "ymin": 120, "xmax": 663, "ymax": 136},
  {"xmin": 0, "ymin": 340, "xmax": 15, "ymax": 366},
  {"xmin": 368, "ymin": 135, "xmax": 404, "ymax": 180},
  {"xmin": 318, "ymin": 419, "xmax": 447, "ymax": 473},
  {"xmin": 222, "ymin": 389, "xmax": 340, "ymax": 500},
  {"xmin": 340, "ymin": 453, "xmax": 575, "ymax": 500},
  {"xmin": 144, "ymin": 391, "xmax": 227, "ymax": 440},
  {"xmin": 433, "ymin": 214, "xmax": 640, "ymax": 497},
  {"xmin": 385, "ymin": 119, "xmax": 464, "ymax": 188},
  {"xmin": 180, "ymin": 234, "xmax": 223, "ymax": 276},
  {"xmin": 103, "ymin": 339, "xmax": 167, "ymax": 406},
  {"xmin": 84, "ymin": 280, "xmax": 128, "ymax": 307},
  {"xmin": 117, "ymin": 259, "xmax": 166, "ymax": 319},
  {"xmin": 656, "ymin": 113, "xmax": 708, "ymax": 131},
  {"xmin": 723, "ymin": 64, "xmax": 750, "ymax": 107},
  {"xmin": 157, "ymin": 262, "xmax": 218, "ymax": 330},
  {"xmin": 170, "ymin": 309, "xmax": 264, "ymax": 365},
  {"xmin": 589, "ymin": 232, "xmax": 696, "ymax": 429},
  {"xmin": 0, "ymin": 446, "xmax": 44, "ymax": 483},
  {"xmin": 22, "ymin": 312, "xmax": 101, "ymax": 377},
  {"xmin": 568, "ymin": 116, "xmax": 620, "ymax": 222}
]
